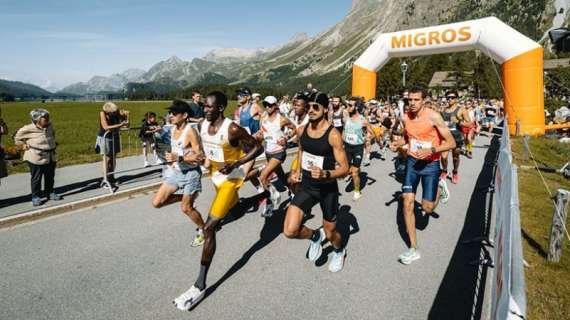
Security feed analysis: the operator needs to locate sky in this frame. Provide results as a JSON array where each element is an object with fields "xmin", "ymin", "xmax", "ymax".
[{"xmin": 0, "ymin": 0, "xmax": 352, "ymax": 91}]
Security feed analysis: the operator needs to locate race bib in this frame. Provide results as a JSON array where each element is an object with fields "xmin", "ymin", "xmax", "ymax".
[
  {"xmin": 203, "ymin": 142, "xmax": 224, "ymax": 162},
  {"xmin": 410, "ymin": 139, "xmax": 432, "ymax": 153},
  {"xmin": 344, "ymin": 133, "xmax": 359, "ymax": 145},
  {"xmin": 333, "ymin": 118, "xmax": 342, "ymax": 127},
  {"xmin": 301, "ymin": 152, "xmax": 324, "ymax": 171}
]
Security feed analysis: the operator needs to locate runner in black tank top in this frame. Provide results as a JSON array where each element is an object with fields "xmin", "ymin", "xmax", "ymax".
[{"xmin": 283, "ymin": 92, "xmax": 350, "ymax": 273}]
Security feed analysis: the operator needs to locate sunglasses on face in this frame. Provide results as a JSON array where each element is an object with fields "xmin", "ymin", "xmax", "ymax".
[{"xmin": 308, "ymin": 102, "xmax": 323, "ymax": 111}]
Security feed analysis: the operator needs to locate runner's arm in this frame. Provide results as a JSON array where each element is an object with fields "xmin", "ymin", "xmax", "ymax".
[
  {"xmin": 221, "ymin": 123, "xmax": 263, "ymax": 174},
  {"xmin": 182, "ymin": 127, "xmax": 205, "ymax": 164},
  {"xmin": 432, "ymin": 112, "xmax": 456, "ymax": 154},
  {"xmin": 327, "ymin": 129, "xmax": 349, "ymax": 179}
]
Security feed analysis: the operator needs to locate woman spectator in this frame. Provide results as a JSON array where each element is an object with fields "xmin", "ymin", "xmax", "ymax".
[
  {"xmin": 96, "ymin": 102, "xmax": 129, "ymax": 187},
  {"xmin": 14, "ymin": 109, "xmax": 60, "ymax": 206}
]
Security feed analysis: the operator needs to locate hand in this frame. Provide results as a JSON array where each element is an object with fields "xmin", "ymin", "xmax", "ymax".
[
  {"xmin": 414, "ymin": 148, "xmax": 433, "ymax": 160},
  {"xmin": 277, "ymin": 137, "xmax": 287, "ymax": 146},
  {"xmin": 288, "ymin": 171, "xmax": 301, "ymax": 184},
  {"xmin": 219, "ymin": 161, "xmax": 237, "ymax": 175},
  {"xmin": 310, "ymin": 165, "xmax": 324, "ymax": 179},
  {"xmin": 165, "ymin": 151, "xmax": 178, "ymax": 163}
]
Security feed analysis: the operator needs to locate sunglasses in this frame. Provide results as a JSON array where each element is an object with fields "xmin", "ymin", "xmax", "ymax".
[{"xmin": 308, "ymin": 102, "xmax": 323, "ymax": 111}]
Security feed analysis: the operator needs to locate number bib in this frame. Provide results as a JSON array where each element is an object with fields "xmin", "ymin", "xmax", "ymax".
[
  {"xmin": 410, "ymin": 139, "xmax": 432, "ymax": 153},
  {"xmin": 333, "ymin": 118, "xmax": 342, "ymax": 127},
  {"xmin": 301, "ymin": 152, "xmax": 325, "ymax": 171},
  {"xmin": 203, "ymin": 142, "xmax": 224, "ymax": 162},
  {"xmin": 344, "ymin": 133, "xmax": 359, "ymax": 145}
]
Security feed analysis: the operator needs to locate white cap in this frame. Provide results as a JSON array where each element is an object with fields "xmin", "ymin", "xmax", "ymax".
[
  {"xmin": 263, "ymin": 96, "xmax": 278, "ymax": 105},
  {"xmin": 252, "ymin": 93, "xmax": 261, "ymax": 99}
]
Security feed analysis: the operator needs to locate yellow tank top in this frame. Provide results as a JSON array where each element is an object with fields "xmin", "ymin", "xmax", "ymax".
[{"xmin": 200, "ymin": 118, "xmax": 242, "ymax": 172}]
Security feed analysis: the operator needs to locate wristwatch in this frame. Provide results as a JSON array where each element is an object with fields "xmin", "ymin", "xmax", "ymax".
[
  {"xmin": 430, "ymin": 147, "xmax": 436, "ymax": 154},
  {"xmin": 325, "ymin": 170, "xmax": 331, "ymax": 179}
]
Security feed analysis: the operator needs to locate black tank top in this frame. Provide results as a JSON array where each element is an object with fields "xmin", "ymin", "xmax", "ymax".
[
  {"xmin": 300, "ymin": 125, "xmax": 335, "ymax": 183},
  {"xmin": 441, "ymin": 107, "xmax": 460, "ymax": 130}
]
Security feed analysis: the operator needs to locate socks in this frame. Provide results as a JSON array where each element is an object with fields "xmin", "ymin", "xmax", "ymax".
[{"xmin": 194, "ymin": 264, "xmax": 210, "ymax": 291}]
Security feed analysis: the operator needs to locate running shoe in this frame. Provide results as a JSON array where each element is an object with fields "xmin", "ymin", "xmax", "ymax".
[
  {"xmin": 173, "ymin": 285, "xmax": 205, "ymax": 311},
  {"xmin": 307, "ymin": 228, "xmax": 325, "ymax": 261},
  {"xmin": 31, "ymin": 196, "xmax": 42, "ymax": 206},
  {"xmin": 439, "ymin": 171, "xmax": 448, "ymax": 181},
  {"xmin": 328, "ymin": 248, "xmax": 347, "ymax": 272},
  {"xmin": 344, "ymin": 175, "xmax": 351, "ymax": 183},
  {"xmin": 466, "ymin": 152, "xmax": 473, "ymax": 159},
  {"xmin": 155, "ymin": 158, "xmax": 164, "ymax": 165},
  {"xmin": 363, "ymin": 154, "xmax": 371, "ymax": 166},
  {"xmin": 144, "ymin": 160, "xmax": 151, "ymax": 168},
  {"xmin": 380, "ymin": 146, "xmax": 388, "ymax": 160},
  {"xmin": 262, "ymin": 201, "xmax": 274, "ymax": 218},
  {"xmin": 352, "ymin": 191, "xmax": 362, "ymax": 201},
  {"xmin": 49, "ymin": 192, "xmax": 62, "ymax": 201},
  {"xmin": 269, "ymin": 184, "xmax": 281, "ymax": 207},
  {"xmin": 191, "ymin": 230, "xmax": 204, "ymax": 247},
  {"xmin": 439, "ymin": 179, "xmax": 450, "ymax": 204},
  {"xmin": 398, "ymin": 248, "xmax": 421, "ymax": 265},
  {"xmin": 451, "ymin": 173, "xmax": 459, "ymax": 184}
]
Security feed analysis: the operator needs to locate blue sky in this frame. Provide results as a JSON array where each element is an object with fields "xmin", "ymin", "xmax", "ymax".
[{"xmin": 0, "ymin": 0, "xmax": 352, "ymax": 91}]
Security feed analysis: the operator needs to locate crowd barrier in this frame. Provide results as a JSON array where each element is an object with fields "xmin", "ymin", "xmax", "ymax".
[{"xmin": 490, "ymin": 118, "xmax": 526, "ymax": 319}]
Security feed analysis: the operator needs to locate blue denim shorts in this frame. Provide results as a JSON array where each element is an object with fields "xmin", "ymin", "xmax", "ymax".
[
  {"xmin": 163, "ymin": 167, "xmax": 202, "ymax": 195},
  {"xmin": 402, "ymin": 157, "xmax": 440, "ymax": 202}
]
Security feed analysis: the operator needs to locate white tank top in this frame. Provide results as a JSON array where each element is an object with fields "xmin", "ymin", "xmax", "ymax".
[
  {"xmin": 262, "ymin": 113, "xmax": 285, "ymax": 154},
  {"xmin": 170, "ymin": 124, "xmax": 197, "ymax": 171}
]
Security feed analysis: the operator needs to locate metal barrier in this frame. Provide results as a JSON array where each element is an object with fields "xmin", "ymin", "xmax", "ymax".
[{"xmin": 490, "ymin": 118, "xmax": 526, "ymax": 319}]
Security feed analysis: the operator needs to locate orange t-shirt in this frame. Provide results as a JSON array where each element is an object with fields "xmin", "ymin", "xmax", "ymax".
[{"xmin": 404, "ymin": 108, "xmax": 441, "ymax": 161}]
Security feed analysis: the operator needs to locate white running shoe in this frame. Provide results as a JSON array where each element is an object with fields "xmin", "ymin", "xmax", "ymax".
[
  {"xmin": 190, "ymin": 230, "xmax": 204, "ymax": 247},
  {"xmin": 269, "ymin": 184, "xmax": 281, "ymax": 207},
  {"xmin": 262, "ymin": 201, "xmax": 274, "ymax": 218},
  {"xmin": 155, "ymin": 158, "xmax": 164, "ymax": 165},
  {"xmin": 144, "ymin": 160, "xmax": 150, "ymax": 168},
  {"xmin": 328, "ymin": 248, "xmax": 347, "ymax": 272},
  {"xmin": 352, "ymin": 191, "xmax": 362, "ymax": 201},
  {"xmin": 398, "ymin": 248, "xmax": 421, "ymax": 265},
  {"xmin": 307, "ymin": 228, "xmax": 325, "ymax": 261},
  {"xmin": 439, "ymin": 179, "xmax": 450, "ymax": 204},
  {"xmin": 173, "ymin": 285, "xmax": 205, "ymax": 311}
]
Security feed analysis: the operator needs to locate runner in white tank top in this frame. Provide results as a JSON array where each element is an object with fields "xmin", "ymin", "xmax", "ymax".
[
  {"xmin": 250, "ymin": 96, "xmax": 295, "ymax": 217},
  {"xmin": 151, "ymin": 101, "xmax": 206, "ymax": 249}
]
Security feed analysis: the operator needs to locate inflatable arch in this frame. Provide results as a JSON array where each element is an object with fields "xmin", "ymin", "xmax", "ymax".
[{"xmin": 352, "ymin": 17, "xmax": 544, "ymax": 135}]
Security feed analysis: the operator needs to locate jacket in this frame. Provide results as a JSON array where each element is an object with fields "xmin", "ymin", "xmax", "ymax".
[{"xmin": 14, "ymin": 123, "xmax": 57, "ymax": 165}]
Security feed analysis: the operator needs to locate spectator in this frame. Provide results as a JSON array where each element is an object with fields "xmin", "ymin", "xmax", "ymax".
[
  {"xmin": 14, "ymin": 109, "xmax": 61, "ymax": 206},
  {"xmin": 0, "ymin": 107, "xmax": 8, "ymax": 183},
  {"xmin": 96, "ymin": 102, "xmax": 129, "ymax": 187},
  {"xmin": 279, "ymin": 95, "xmax": 291, "ymax": 116},
  {"xmin": 139, "ymin": 112, "xmax": 162, "ymax": 167},
  {"xmin": 188, "ymin": 91, "xmax": 204, "ymax": 123}
]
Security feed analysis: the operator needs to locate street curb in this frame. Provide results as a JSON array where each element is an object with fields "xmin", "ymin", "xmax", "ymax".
[{"xmin": 0, "ymin": 147, "xmax": 298, "ymax": 229}]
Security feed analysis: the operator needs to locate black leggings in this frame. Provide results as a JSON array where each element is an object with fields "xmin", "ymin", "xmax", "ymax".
[{"xmin": 28, "ymin": 161, "xmax": 56, "ymax": 198}]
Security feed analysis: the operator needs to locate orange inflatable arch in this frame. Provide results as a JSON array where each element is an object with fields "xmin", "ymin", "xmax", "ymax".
[{"xmin": 352, "ymin": 17, "xmax": 544, "ymax": 135}]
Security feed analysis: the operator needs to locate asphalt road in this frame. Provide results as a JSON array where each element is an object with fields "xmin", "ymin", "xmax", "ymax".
[{"xmin": 0, "ymin": 136, "xmax": 496, "ymax": 320}]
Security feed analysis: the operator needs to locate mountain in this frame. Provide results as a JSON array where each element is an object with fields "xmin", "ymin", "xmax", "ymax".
[
  {"xmin": 60, "ymin": 0, "xmax": 567, "ymax": 96},
  {"xmin": 0, "ymin": 79, "xmax": 52, "ymax": 99},
  {"xmin": 58, "ymin": 68, "xmax": 145, "ymax": 95}
]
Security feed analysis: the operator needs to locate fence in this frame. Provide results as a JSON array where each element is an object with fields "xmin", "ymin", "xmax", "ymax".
[{"xmin": 490, "ymin": 119, "xmax": 526, "ymax": 319}]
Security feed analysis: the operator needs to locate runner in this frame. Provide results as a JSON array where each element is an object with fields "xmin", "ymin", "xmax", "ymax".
[
  {"xmin": 460, "ymin": 100, "xmax": 477, "ymax": 159},
  {"xmin": 389, "ymin": 86, "xmax": 455, "ymax": 265},
  {"xmin": 283, "ymin": 92, "xmax": 350, "ymax": 273},
  {"xmin": 440, "ymin": 91, "xmax": 468, "ymax": 184},
  {"xmin": 172, "ymin": 91, "xmax": 262, "ymax": 311},
  {"xmin": 483, "ymin": 100, "xmax": 499, "ymax": 135},
  {"xmin": 152, "ymin": 100, "xmax": 205, "ymax": 247},
  {"xmin": 328, "ymin": 96, "xmax": 346, "ymax": 133},
  {"xmin": 251, "ymin": 95, "xmax": 295, "ymax": 217},
  {"xmin": 234, "ymin": 87, "xmax": 264, "ymax": 193},
  {"xmin": 286, "ymin": 93, "xmax": 310, "ymax": 197},
  {"xmin": 343, "ymin": 98, "xmax": 374, "ymax": 201}
]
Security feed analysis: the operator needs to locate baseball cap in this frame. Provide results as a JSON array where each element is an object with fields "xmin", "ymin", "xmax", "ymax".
[
  {"xmin": 252, "ymin": 93, "xmax": 261, "ymax": 99},
  {"xmin": 263, "ymin": 96, "xmax": 278, "ymax": 107},
  {"xmin": 167, "ymin": 99, "xmax": 192, "ymax": 115}
]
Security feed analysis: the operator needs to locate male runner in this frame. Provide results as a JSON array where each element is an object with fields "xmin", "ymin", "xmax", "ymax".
[
  {"xmin": 173, "ymin": 92, "xmax": 262, "ymax": 311},
  {"xmin": 440, "ymin": 91, "xmax": 469, "ymax": 184},
  {"xmin": 390, "ymin": 86, "xmax": 455, "ymax": 265},
  {"xmin": 283, "ymin": 92, "xmax": 350, "ymax": 273},
  {"xmin": 328, "ymin": 96, "xmax": 347, "ymax": 133},
  {"xmin": 344, "ymin": 98, "xmax": 374, "ymax": 200},
  {"xmin": 152, "ymin": 100, "xmax": 205, "ymax": 247}
]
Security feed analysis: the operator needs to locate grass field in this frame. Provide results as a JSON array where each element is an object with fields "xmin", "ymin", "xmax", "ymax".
[
  {"xmin": 0, "ymin": 100, "xmax": 238, "ymax": 173},
  {"xmin": 511, "ymin": 136, "xmax": 570, "ymax": 319}
]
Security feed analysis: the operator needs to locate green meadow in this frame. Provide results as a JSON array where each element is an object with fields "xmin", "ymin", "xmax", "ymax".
[{"xmin": 1, "ymin": 100, "xmax": 238, "ymax": 173}]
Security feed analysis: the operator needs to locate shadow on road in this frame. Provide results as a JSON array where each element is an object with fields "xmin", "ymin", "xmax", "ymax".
[
  {"xmin": 427, "ymin": 136, "xmax": 499, "ymax": 320},
  {"xmin": 0, "ymin": 168, "xmax": 162, "ymax": 210},
  {"xmin": 315, "ymin": 205, "xmax": 360, "ymax": 266}
]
